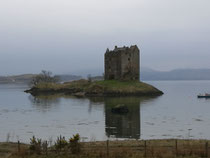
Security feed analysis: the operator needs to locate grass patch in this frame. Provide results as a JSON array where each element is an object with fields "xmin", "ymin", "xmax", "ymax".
[
  {"xmin": 26, "ymin": 79, "xmax": 163, "ymax": 97},
  {"xmin": 95, "ymin": 80, "xmax": 160, "ymax": 93},
  {"xmin": 3, "ymin": 139, "xmax": 210, "ymax": 158}
]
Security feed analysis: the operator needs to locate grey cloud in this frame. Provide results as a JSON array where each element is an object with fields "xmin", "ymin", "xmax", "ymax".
[{"xmin": 0, "ymin": 0, "xmax": 210, "ymax": 75}]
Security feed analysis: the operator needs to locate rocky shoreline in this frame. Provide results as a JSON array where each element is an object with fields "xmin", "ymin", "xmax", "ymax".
[{"xmin": 25, "ymin": 80, "xmax": 164, "ymax": 97}]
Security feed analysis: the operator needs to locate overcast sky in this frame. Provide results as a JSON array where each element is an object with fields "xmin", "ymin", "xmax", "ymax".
[{"xmin": 0, "ymin": 0, "xmax": 210, "ymax": 75}]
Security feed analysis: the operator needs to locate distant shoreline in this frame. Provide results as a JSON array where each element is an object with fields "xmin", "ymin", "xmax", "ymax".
[{"xmin": 2, "ymin": 67, "xmax": 210, "ymax": 84}]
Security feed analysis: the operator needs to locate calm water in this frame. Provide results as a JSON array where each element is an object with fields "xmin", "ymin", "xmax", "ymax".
[{"xmin": 1, "ymin": 81, "xmax": 210, "ymax": 143}]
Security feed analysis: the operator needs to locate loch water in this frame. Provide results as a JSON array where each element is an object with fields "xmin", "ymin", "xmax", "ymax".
[{"xmin": 1, "ymin": 81, "xmax": 210, "ymax": 143}]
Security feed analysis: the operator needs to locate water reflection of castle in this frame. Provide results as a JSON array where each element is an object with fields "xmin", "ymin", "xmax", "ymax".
[
  {"xmin": 104, "ymin": 97, "xmax": 141, "ymax": 139},
  {"xmin": 88, "ymin": 97, "xmax": 156, "ymax": 139},
  {"xmin": 30, "ymin": 95, "xmax": 158, "ymax": 139}
]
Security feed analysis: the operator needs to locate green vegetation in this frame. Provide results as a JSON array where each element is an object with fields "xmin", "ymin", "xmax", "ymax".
[
  {"xmin": 53, "ymin": 134, "xmax": 80, "ymax": 154},
  {"xmin": 25, "ymin": 79, "xmax": 163, "ymax": 97},
  {"xmin": 2, "ymin": 139, "xmax": 210, "ymax": 158},
  {"xmin": 29, "ymin": 136, "xmax": 41, "ymax": 155},
  {"xmin": 95, "ymin": 80, "xmax": 161, "ymax": 94}
]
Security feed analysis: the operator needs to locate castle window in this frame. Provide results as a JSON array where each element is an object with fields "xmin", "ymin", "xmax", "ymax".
[{"xmin": 128, "ymin": 58, "xmax": 130, "ymax": 61}]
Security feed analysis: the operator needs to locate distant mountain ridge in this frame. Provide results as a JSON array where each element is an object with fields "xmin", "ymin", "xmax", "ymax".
[
  {"xmin": 1, "ymin": 68, "xmax": 210, "ymax": 83},
  {"xmin": 0, "ymin": 74, "xmax": 82, "ymax": 84},
  {"xmin": 0, "ymin": 74, "xmax": 37, "ymax": 84},
  {"xmin": 141, "ymin": 68, "xmax": 210, "ymax": 81}
]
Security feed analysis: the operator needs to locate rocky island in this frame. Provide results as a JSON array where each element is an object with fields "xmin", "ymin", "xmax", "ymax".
[
  {"xmin": 25, "ymin": 45, "xmax": 163, "ymax": 97},
  {"xmin": 25, "ymin": 79, "xmax": 163, "ymax": 97}
]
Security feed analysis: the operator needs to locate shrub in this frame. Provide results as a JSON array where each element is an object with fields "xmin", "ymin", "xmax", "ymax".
[
  {"xmin": 87, "ymin": 74, "xmax": 92, "ymax": 83},
  {"xmin": 30, "ymin": 70, "xmax": 59, "ymax": 86},
  {"xmin": 29, "ymin": 136, "xmax": 42, "ymax": 155},
  {"xmin": 69, "ymin": 134, "xmax": 81, "ymax": 154},
  {"xmin": 54, "ymin": 135, "xmax": 68, "ymax": 152}
]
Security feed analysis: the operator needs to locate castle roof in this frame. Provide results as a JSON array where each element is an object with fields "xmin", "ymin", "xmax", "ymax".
[{"xmin": 106, "ymin": 45, "xmax": 138, "ymax": 53}]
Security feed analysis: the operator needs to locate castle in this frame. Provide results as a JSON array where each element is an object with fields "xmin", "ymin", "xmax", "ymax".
[{"xmin": 104, "ymin": 45, "xmax": 140, "ymax": 80}]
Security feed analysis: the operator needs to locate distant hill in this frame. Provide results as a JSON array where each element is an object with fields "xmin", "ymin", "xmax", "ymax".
[
  {"xmin": 57, "ymin": 74, "xmax": 82, "ymax": 82},
  {"xmin": 1, "ymin": 68, "xmax": 210, "ymax": 83},
  {"xmin": 141, "ymin": 68, "xmax": 210, "ymax": 81},
  {"xmin": 0, "ymin": 74, "xmax": 82, "ymax": 84},
  {"xmin": 0, "ymin": 74, "xmax": 37, "ymax": 84}
]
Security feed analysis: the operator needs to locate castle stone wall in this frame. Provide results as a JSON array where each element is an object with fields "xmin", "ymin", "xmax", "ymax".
[{"xmin": 105, "ymin": 45, "xmax": 140, "ymax": 80}]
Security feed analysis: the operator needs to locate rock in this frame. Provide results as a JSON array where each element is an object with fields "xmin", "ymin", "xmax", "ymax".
[
  {"xmin": 111, "ymin": 104, "xmax": 129, "ymax": 114},
  {"xmin": 73, "ymin": 92, "xmax": 85, "ymax": 97}
]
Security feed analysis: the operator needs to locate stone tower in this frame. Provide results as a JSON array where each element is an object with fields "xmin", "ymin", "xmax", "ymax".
[{"xmin": 104, "ymin": 45, "xmax": 140, "ymax": 80}]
